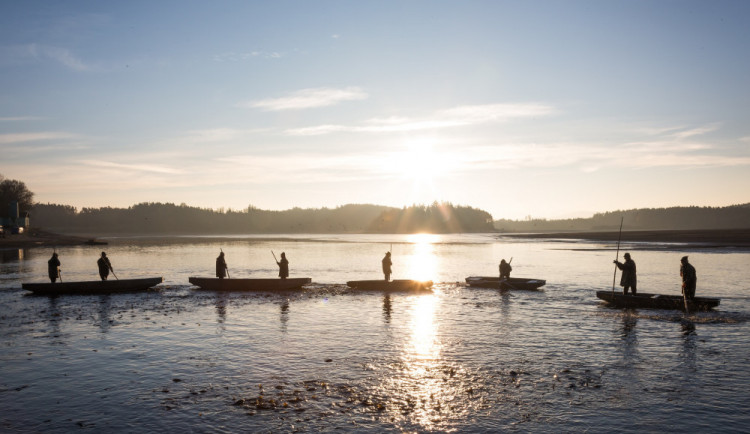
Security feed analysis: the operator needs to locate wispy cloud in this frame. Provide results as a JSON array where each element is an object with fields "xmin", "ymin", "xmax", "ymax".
[
  {"xmin": 240, "ymin": 87, "xmax": 369, "ymax": 111},
  {"xmin": 286, "ymin": 103, "xmax": 555, "ymax": 136},
  {"xmin": 213, "ymin": 51, "xmax": 283, "ymax": 61},
  {"xmin": 183, "ymin": 127, "xmax": 269, "ymax": 143},
  {"xmin": 1, "ymin": 44, "xmax": 94, "ymax": 71},
  {"xmin": 0, "ymin": 131, "xmax": 78, "ymax": 144},
  {"xmin": 669, "ymin": 124, "xmax": 721, "ymax": 140},
  {"xmin": 79, "ymin": 160, "xmax": 184, "ymax": 175}
]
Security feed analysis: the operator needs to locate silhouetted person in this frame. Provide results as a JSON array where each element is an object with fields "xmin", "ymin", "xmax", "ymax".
[
  {"xmin": 216, "ymin": 251, "xmax": 228, "ymax": 279},
  {"xmin": 48, "ymin": 252, "xmax": 61, "ymax": 283},
  {"xmin": 499, "ymin": 259, "xmax": 512, "ymax": 280},
  {"xmin": 680, "ymin": 256, "xmax": 697, "ymax": 300},
  {"xmin": 97, "ymin": 252, "xmax": 113, "ymax": 281},
  {"xmin": 277, "ymin": 252, "xmax": 289, "ymax": 279},
  {"xmin": 382, "ymin": 252, "xmax": 392, "ymax": 282},
  {"xmin": 614, "ymin": 252, "xmax": 637, "ymax": 295}
]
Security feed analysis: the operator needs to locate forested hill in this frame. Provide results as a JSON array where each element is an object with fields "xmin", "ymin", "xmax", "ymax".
[
  {"xmin": 494, "ymin": 203, "xmax": 750, "ymax": 232},
  {"xmin": 31, "ymin": 202, "xmax": 495, "ymax": 235}
]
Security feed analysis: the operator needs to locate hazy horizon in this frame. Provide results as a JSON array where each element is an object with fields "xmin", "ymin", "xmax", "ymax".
[{"xmin": 2, "ymin": 1, "xmax": 749, "ymax": 220}]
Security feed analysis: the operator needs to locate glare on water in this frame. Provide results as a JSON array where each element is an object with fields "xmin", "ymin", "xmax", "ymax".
[{"xmin": 1, "ymin": 234, "xmax": 749, "ymax": 432}]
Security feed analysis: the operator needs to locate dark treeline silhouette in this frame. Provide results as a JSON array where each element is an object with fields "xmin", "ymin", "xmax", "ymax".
[
  {"xmin": 31, "ymin": 202, "xmax": 495, "ymax": 234},
  {"xmin": 494, "ymin": 203, "xmax": 750, "ymax": 232},
  {"xmin": 368, "ymin": 202, "xmax": 494, "ymax": 233}
]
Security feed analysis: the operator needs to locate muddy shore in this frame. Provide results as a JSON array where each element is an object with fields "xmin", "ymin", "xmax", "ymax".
[
  {"xmin": 0, "ymin": 230, "xmax": 104, "ymax": 248},
  {"xmin": 501, "ymin": 228, "xmax": 750, "ymax": 247}
]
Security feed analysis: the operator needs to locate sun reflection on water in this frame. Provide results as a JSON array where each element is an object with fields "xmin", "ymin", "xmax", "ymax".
[
  {"xmin": 372, "ymin": 293, "xmax": 476, "ymax": 431},
  {"xmin": 404, "ymin": 234, "xmax": 438, "ymax": 282}
]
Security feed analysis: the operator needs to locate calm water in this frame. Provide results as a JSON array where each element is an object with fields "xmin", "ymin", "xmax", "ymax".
[{"xmin": 1, "ymin": 234, "xmax": 749, "ymax": 433}]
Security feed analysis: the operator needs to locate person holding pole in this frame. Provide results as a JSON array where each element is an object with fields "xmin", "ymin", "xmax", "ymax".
[
  {"xmin": 680, "ymin": 256, "xmax": 697, "ymax": 300},
  {"xmin": 499, "ymin": 259, "xmax": 512, "ymax": 280},
  {"xmin": 276, "ymin": 252, "xmax": 289, "ymax": 280},
  {"xmin": 216, "ymin": 251, "xmax": 228, "ymax": 279},
  {"xmin": 48, "ymin": 252, "xmax": 61, "ymax": 283},
  {"xmin": 614, "ymin": 253, "xmax": 637, "ymax": 295},
  {"xmin": 97, "ymin": 252, "xmax": 113, "ymax": 281},
  {"xmin": 382, "ymin": 251, "xmax": 392, "ymax": 282}
]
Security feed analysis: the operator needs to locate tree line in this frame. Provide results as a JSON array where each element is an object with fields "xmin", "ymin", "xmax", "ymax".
[
  {"xmin": 493, "ymin": 204, "xmax": 750, "ymax": 232},
  {"xmin": 31, "ymin": 202, "xmax": 496, "ymax": 234}
]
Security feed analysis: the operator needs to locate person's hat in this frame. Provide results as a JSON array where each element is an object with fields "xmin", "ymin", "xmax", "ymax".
[
  {"xmin": 623, "ymin": 253, "xmax": 631, "ymax": 258},
  {"xmin": 681, "ymin": 256, "xmax": 689, "ymax": 262}
]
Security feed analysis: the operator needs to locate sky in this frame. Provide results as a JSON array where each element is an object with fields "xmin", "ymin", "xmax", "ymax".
[{"xmin": 1, "ymin": 1, "xmax": 749, "ymax": 220}]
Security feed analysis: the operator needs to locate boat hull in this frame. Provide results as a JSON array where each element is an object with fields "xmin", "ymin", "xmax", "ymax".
[
  {"xmin": 596, "ymin": 290, "xmax": 720, "ymax": 311},
  {"xmin": 346, "ymin": 279, "xmax": 433, "ymax": 292},
  {"xmin": 465, "ymin": 276, "xmax": 546, "ymax": 290},
  {"xmin": 22, "ymin": 277, "xmax": 163, "ymax": 295},
  {"xmin": 189, "ymin": 277, "xmax": 311, "ymax": 291}
]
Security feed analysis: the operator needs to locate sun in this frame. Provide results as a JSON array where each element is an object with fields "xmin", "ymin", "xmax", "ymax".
[{"xmin": 393, "ymin": 138, "xmax": 450, "ymax": 203}]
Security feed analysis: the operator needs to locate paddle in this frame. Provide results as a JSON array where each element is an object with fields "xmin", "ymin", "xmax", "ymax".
[{"xmin": 612, "ymin": 216, "xmax": 624, "ymax": 294}]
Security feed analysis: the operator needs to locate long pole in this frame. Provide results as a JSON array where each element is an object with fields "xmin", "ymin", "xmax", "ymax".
[
  {"xmin": 221, "ymin": 248, "xmax": 230, "ymax": 278},
  {"xmin": 612, "ymin": 216, "xmax": 624, "ymax": 293}
]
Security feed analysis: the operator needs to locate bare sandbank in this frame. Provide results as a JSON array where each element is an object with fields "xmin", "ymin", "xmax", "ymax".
[{"xmin": 501, "ymin": 228, "xmax": 750, "ymax": 248}]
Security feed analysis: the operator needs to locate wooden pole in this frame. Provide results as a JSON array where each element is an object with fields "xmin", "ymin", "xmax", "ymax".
[{"xmin": 612, "ymin": 216, "xmax": 624, "ymax": 293}]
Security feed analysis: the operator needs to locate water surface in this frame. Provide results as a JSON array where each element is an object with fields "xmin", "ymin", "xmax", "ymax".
[{"xmin": 1, "ymin": 234, "xmax": 748, "ymax": 432}]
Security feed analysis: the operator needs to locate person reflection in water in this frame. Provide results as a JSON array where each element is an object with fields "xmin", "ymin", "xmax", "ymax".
[
  {"xmin": 680, "ymin": 256, "xmax": 697, "ymax": 300},
  {"xmin": 277, "ymin": 252, "xmax": 289, "ymax": 280},
  {"xmin": 614, "ymin": 252, "xmax": 637, "ymax": 295},
  {"xmin": 499, "ymin": 259, "xmax": 512, "ymax": 280},
  {"xmin": 382, "ymin": 251, "xmax": 392, "ymax": 282},
  {"xmin": 216, "ymin": 251, "xmax": 228, "ymax": 279},
  {"xmin": 97, "ymin": 252, "xmax": 113, "ymax": 281},
  {"xmin": 48, "ymin": 252, "xmax": 61, "ymax": 283}
]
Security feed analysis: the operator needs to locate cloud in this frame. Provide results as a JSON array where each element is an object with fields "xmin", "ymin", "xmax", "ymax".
[
  {"xmin": 213, "ymin": 51, "xmax": 283, "ymax": 61},
  {"xmin": 669, "ymin": 124, "xmax": 721, "ymax": 140},
  {"xmin": 79, "ymin": 160, "xmax": 184, "ymax": 175},
  {"xmin": 240, "ymin": 87, "xmax": 369, "ymax": 111},
  {"xmin": 1, "ymin": 44, "xmax": 94, "ymax": 71},
  {"xmin": 0, "ymin": 131, "xmax": 78, "ymax": 144},
  {"xmin": 286, "ymin": 102, "xmax": 556, "ymax": 136}
]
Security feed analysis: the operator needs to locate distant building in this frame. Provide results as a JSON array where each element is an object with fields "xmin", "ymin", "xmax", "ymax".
[{"xmin": 0, "ymin": 201, "xmax": 30, "ymax": 234}]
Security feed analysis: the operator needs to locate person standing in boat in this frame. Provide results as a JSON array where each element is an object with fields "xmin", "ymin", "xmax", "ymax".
[
  {"xmin": 499, "ymin": 259, "xmax": 512, "ymax": 280},
  {"xmin": 382, "ymin": 251, "xmax": 392, "ymax": 282},
  {"xmin": 680, "ymin": 256, "xmax": 697, "ymax": 300},
  {"xmin": 48, "ymin": 252, "xmax": 61, "ymax": 283},
  {"xmin": 97, "ymin": 252, "xmax": 113, "ymax": 281},
  {"xmin": 277, "ymin": 252, "xmax": 289, "ymax": 280},
  {"xmin": 216, "ymin": 251, "xmax": 228, "ymax": 279},
  {"xmin": 613, "ymin": 252, "xmax": 637, "ymax": 295}
]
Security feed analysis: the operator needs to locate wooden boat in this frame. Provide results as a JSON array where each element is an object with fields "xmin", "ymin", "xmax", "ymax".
[
  {"xmin": 465, "ymin": 276, "xmax": 546, "ymax": 290},
  {"xmin": 22, "ymin": 277, "xmax": 163, "ymax": 295},
  {"xmin": 188, "ymin": 277, "xmax": 311, "ymax": 291},
  {"xmin": 596, "ymin": 290, "xmax": 720, "ymax": 311},
  {"xmin": 346, "ymin": 280, "xmax": 433, "ymax": 292}
]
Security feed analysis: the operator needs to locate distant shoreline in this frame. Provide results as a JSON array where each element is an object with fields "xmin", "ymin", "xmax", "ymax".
[
  {"xmin": 501, "ymin": 228, "xmax": 750, "ymax": 247},
  {"xmin": 0, "ymin": 230, "xmax": 101, "ymax": 248},
  {"xmin": 3, "ymin": 228, "xmax": 750, "ymax": 249}
]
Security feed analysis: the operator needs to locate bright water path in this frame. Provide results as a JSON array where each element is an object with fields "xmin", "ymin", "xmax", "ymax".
[{"xmin": 1, "ymin": 234, "xmax": 749, "ymax": 432}]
